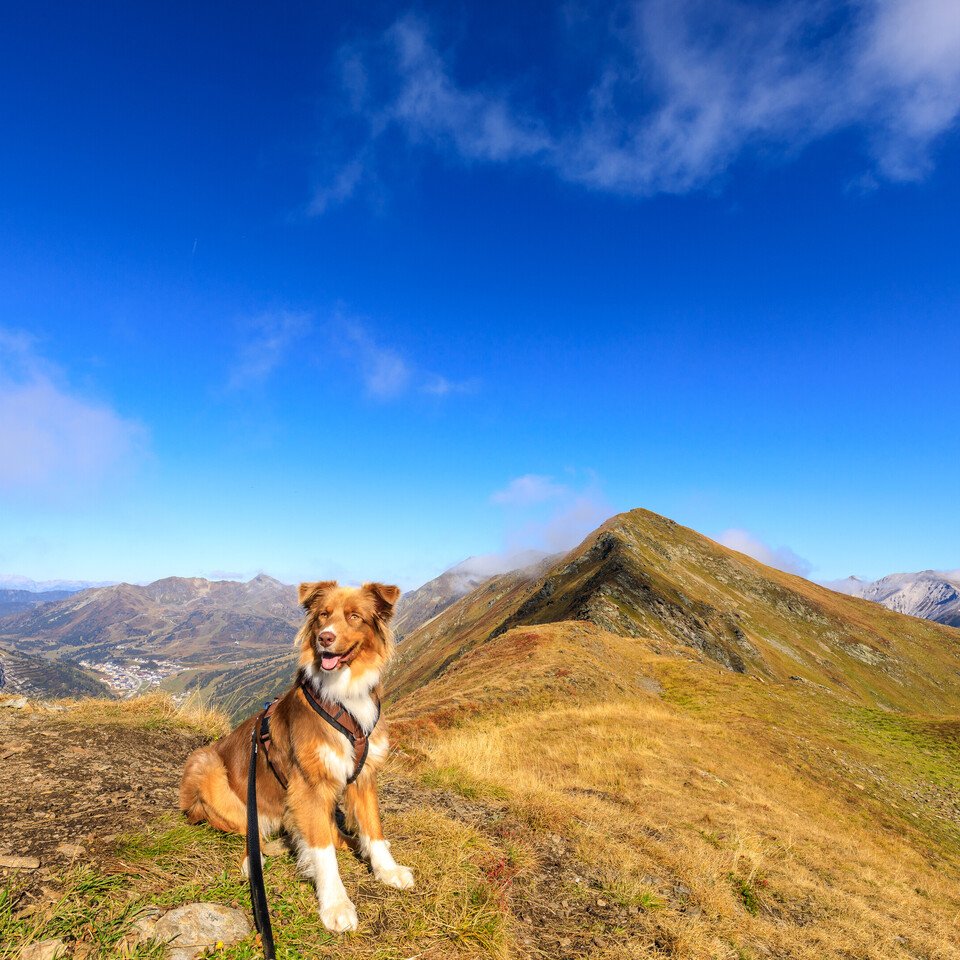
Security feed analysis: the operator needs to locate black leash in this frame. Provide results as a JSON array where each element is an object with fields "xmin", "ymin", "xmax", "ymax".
[{"xmin": 247, "ymin": 708, "xmax": 276, "ymax": 959}]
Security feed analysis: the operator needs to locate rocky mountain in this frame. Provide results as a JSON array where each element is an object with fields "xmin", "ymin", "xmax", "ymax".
[
  {"xmin": 0, "ymin": 588, "xmax": 75, "ymax": 617},
  {"xmin": 826, "ymin": 570, "xmax": 960, "ymax": 627},
  {"xmin": 389, "ymin": 509, "xmax": 960, "ymax": 711},
  {"xmin": 209, "ymin": 509, "xmax": 960, "ymax": 723},
  {"xmin": 392, "ymin": 550, "xmax": 552, "ymax": 641},
  {"xmin": 0, "ymin": 574, "xmax": 301, "ymax": 699}
]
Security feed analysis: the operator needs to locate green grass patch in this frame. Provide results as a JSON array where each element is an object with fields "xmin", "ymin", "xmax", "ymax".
[
  {"xmin": 2, "ymin": 806, "xmax": 513, "ymax": 960},
  {"xmin": 727, "ymin": 872, "xmax": 761, "ymax": 916},
  {"xmin": 421, "ymin": 765, "xmax": 510, "ymax": 802}
]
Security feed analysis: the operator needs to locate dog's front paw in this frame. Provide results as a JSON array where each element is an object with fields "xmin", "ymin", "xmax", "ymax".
[
  {"xmin": 376, "ymin": 863, "xmax": 415, "ymax": 890},
  {"xmin": 241, "ymin": 853, "xmax": 264, "ymax": 878},
  {"xmin": 320, "ymin": 897, "xmax": 358, "ymax": 933}
]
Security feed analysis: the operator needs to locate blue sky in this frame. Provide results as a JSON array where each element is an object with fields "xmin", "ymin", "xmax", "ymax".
[{"xmin": 1, "ymin": 0, "xmax": 959, "ymax": 589}]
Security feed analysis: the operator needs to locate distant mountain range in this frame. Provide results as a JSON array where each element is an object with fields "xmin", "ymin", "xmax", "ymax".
[
  {"xmin": 825, "ymin": 571, "xmax": 960, "ymax": 627},
  {"xmin": 3, "ymin": 538, "xmax": 957, "ymax": 710},
  {"xmin": 0, "ymin": 574, "xmax": 300, "ymax": 697},
  {"xmin": 0, "ymin": 575, "xmax": 115, "ymax": 593},
  {"xmin": 0, "ymin": 588, "xmax": 77, "ymax": 617}
]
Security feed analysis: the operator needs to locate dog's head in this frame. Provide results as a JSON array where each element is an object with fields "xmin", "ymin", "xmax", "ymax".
[{"xmin": 296, "ymin": 580, "xmax": 400, "ymax": 681}]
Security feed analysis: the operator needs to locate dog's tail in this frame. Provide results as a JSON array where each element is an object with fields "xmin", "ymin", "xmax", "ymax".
[{"xmin": 179, "ymin": 745, "xmax": 247, "ymax": 835}]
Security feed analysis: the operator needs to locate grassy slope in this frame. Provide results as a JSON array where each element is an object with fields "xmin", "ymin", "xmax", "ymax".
[
  {"xmin": 7, "ymin": 510, "xmax": 960, "ymax": 959},
  {"xmin": 391, "ymin": 620, "xmax": 960, "ymax": 959}
]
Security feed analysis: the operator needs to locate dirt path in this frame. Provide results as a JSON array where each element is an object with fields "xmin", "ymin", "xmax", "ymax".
[{"xmin": 0, "ymin": 705, "xmax": 206, "ymax": 904}]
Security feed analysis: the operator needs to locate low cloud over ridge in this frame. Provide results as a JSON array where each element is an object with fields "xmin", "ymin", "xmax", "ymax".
[{"xmin": 717, "ymin": 528, "xmax": 813, "ymax": 577}]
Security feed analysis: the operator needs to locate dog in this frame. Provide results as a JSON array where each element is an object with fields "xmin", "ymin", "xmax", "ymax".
[{"xmin": 179, "ymin": 580, "xmax": 414, "ymax": 933}]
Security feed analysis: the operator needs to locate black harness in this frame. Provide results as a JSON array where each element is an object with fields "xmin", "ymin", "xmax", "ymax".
[{"xmin": 246, "ymin": 681, "xmax": 381, "ymax": 958}]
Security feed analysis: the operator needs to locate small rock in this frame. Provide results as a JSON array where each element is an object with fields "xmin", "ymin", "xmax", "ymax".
[
  {"xmin": 1, "ymin": 697, "xmax": 29, "ymax": 709},
  {"xmin": 131, "ymin": 903, "xmax": 251, "ymax": 960},
  {"xmin": 261, "ymin": 839, "xmax": 286, "ymax": 857},
  {"xmin": 0, "ymin": 855, "xmax": 41, "ymax": 870},
  {"xmin": 56, "ymin": 843, "xmax": 86, "ymax": 859},
  {"xmin": 20, "ymin": 939, "xmax": 66, "ymax": 960}
]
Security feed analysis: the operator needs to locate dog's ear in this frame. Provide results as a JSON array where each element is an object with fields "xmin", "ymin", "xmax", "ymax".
[
  {"xmin": 363, "ymin": 582, "xmax": 401, "ymax": 620},
  {"xmin": 298, "ymin": 580, "xmax": 338, "ymax": 611}
]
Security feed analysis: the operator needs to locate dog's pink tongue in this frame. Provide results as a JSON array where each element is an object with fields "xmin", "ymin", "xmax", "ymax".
[{"xmin": 320, "ymin": 654, "xmax": 342, "ymax": 671}]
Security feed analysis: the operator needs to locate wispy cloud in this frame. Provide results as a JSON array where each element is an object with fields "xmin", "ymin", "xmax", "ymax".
[
  {"xmin": 490, "ymin": 473, "xmax": 569, "ymax": 506},
  {"xmin": 339, "ymin": 321, "xmax": 412, "ymax": 399},
  {"xmin": 421, "ymin": 374, "xmax": 480, "ymax": 397},
  {"xmin": 717, "ymin": 528, "xmax": 813, "ymax": 577},
  {"xmin": 0, "ymin": 329, "xmax": 145, "ymax": 499},
  {"xmin": 226, "ymin": 309, "xmax": 475, "ymax": 402},
  {"xmin": 311, "ymin": 2, "xmax": 960, "ymax": 209},
  {"xmin": 333, "ymin": 312, "xmax": 479, "ymax": 401},
  {"xmin": 226, "ymin": 311, "xmax": 312, "ymax": 390}
]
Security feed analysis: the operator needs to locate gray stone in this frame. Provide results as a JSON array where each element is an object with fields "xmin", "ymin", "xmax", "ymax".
[
  {"xmin": 132, "ymin": 902, "xmax": 251, "ymax": 960},
  {"xmin": 0, "ymin": 855, "xmax": 40, "ymax": 870},
  {"xmin": 19, "ymin": 939, "xmax": 66, "ymax": 960},
  {"xmin": 1, "ymin": 697, "xmax": 29, "ymax": 709}
]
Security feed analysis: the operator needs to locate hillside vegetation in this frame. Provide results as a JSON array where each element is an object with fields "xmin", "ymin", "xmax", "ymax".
[{"xmin": 5, "ymin": 510, "xmax": 960, "ymax": 959}]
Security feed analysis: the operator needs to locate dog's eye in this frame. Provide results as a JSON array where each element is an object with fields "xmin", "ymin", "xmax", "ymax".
[
  {"xmin": 349, "ymin": 613, "xmax": 361, "ymax": 623},
  {"xmin": 321, "ymin": 610, "xmax": 331, "ymax": 618}
]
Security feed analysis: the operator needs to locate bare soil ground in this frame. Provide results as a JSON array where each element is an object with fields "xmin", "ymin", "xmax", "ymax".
[{"xmin": 0, "ymin": 706, "xmax": 207, "ymax": 905}]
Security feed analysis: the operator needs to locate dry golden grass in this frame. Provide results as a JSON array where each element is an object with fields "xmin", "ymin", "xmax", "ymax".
[
  {"xmin": 55, "ymin": 691, "xmax": 230, "ymax": 740},
  {"xmin": 393, "ymin": 622, "xmax": 960, "ymax": 960},
  {"xmin": 423, "ymin": 696, "xmax": 960, "ymax": 959}
]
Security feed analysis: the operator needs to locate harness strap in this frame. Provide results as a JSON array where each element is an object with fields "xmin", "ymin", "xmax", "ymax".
[
  {"xmin": 299, "ymin": 678, "xmax": 380, "ymax": 784},
  {"xmin": 257, "ymin": 701, "xmax": 288, "ymax": 790}
]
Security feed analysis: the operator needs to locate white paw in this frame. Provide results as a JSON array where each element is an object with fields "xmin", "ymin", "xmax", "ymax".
[
  {"xmin": 376, "ymin": 863, "xmax": 415, "ymax": 890},
  {"xmin": 241, "ymin": 853, "xmax": 264, "ymax": 878},
  {"xmin": 320, "ymin": 897, "xmax": 358, "ymax": 932}
]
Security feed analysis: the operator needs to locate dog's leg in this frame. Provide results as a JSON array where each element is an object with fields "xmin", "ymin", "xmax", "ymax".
[
  {"xmin": 287, "ymin": 773, "xmax": 358, "ymax": 933},
  {"xmin": 343, "ymin": 772, "xmax": 415, "ymax": 890}
]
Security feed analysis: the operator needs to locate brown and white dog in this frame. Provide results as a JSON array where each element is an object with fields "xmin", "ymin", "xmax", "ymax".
[{"xmin": 179, "ymin": 580, "xmax": 414, "ymax": 933}]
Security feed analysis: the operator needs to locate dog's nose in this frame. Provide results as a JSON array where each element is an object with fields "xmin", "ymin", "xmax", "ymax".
[{"xmin": 318, "ymin": 631, "xmax": 336, "ymax": 648}]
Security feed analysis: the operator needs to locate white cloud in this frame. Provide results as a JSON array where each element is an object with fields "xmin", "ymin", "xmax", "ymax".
[
  {"xmin": 227, "ymin": 311, "xmax": 312, "ymax": 390},
  {"xmin": 491, "ymin": 470, "xmax": 612, "ymax": 553},
  {"xmin": 386, "ymin": 16, "xmax": 551, "ymax": 163},
  {"xmin": 717, "ymin": 528, "xmax": 813, "ymax": 577},
  {"xmin": 491, "ymin": 473, "xmax": 569, "ymax": 506},
  {"xmin": 0, "ymin": 330, "xmax": 145, "ymax": 499},
  {"xmin": 313, "ymin": 2, "xmax": 960, "ymax": 208}
]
